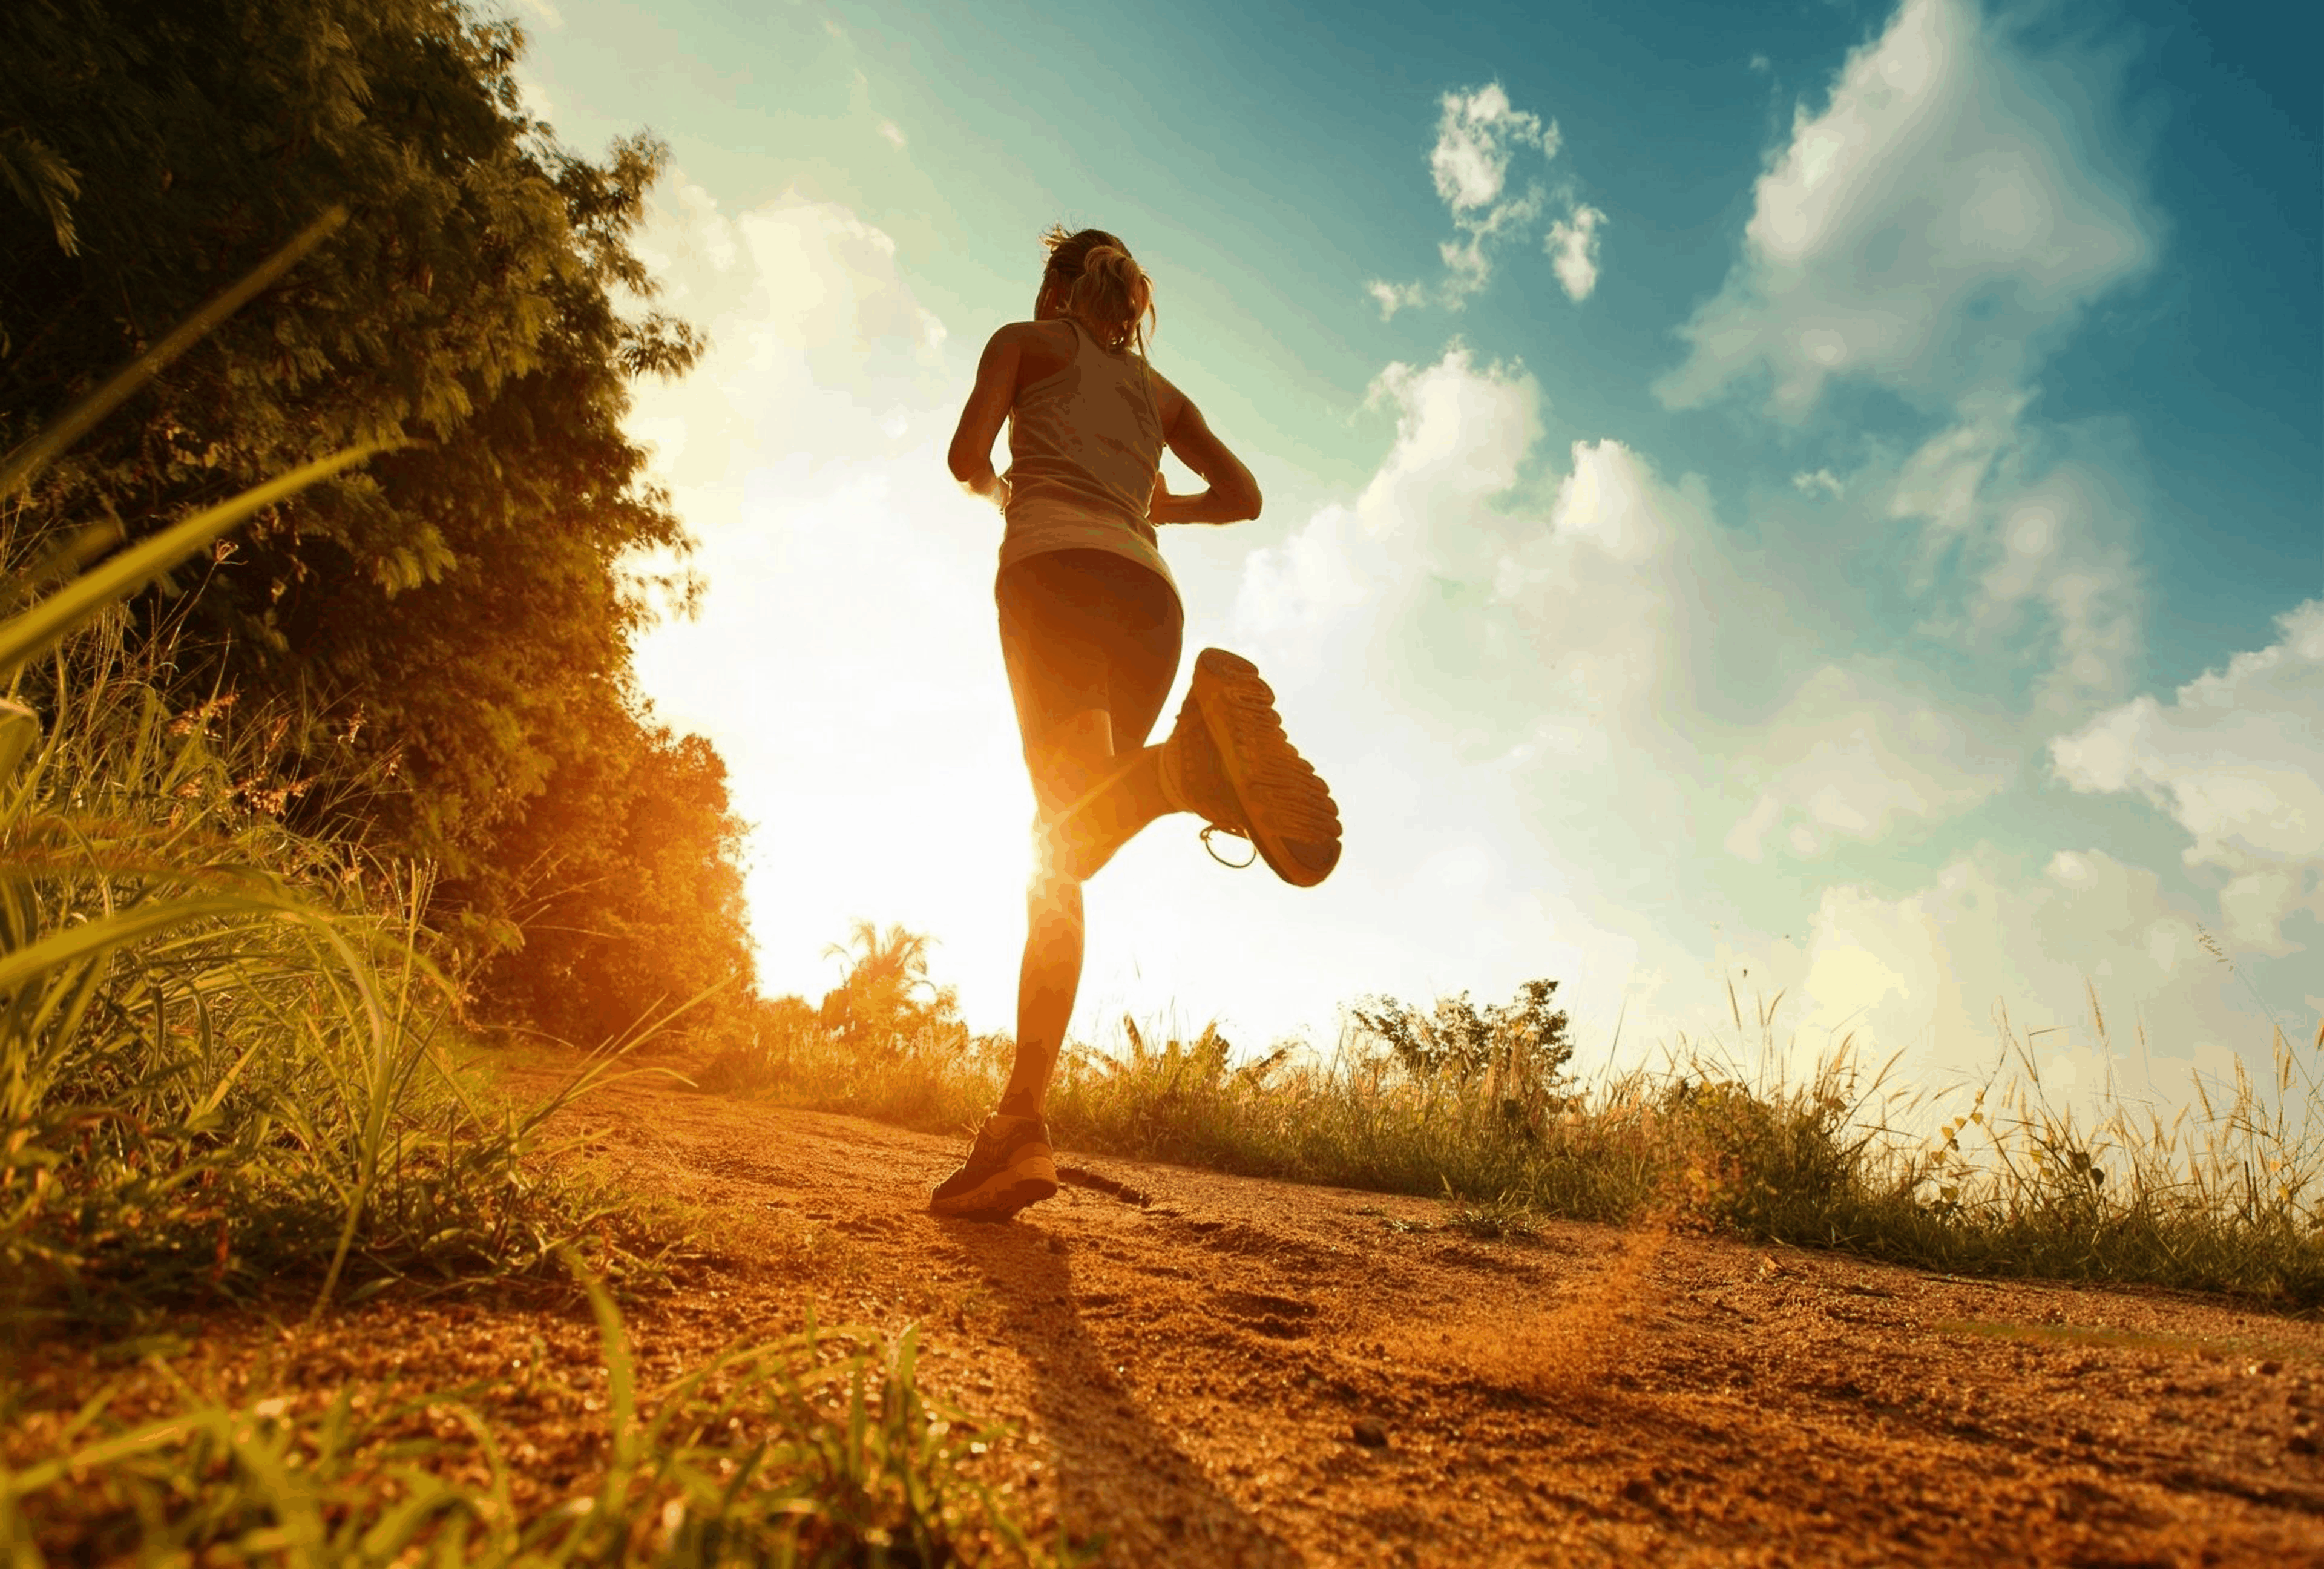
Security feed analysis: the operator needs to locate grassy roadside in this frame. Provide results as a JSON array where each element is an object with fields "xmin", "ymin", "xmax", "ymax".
[
  {"xmin": 703, "ymin": 994, "xmax": 2324, "ymax": 1311},
  {"xmin": 0, "ymin": 610, "xmax": 1062, "ymax": 1558},
  {"xmin": 1, "ymin": 249, "xmax": 1060, "ymax": 1562}
]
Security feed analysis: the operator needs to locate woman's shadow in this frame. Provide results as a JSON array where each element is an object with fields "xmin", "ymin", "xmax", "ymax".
[{"xmin": 934, "ymin": 1215, "xmax": 1301, "ymax": 1567}]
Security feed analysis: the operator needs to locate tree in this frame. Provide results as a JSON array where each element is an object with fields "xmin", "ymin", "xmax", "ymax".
[
  {"xmin": 818, "ymin": 922, "xmax": 962, "ymax": 1051},
  {"xmin": 468, "ymin": 702, "xmax": 753, "ymax": 1046},
  {"xmin": 1, "ymin": 0, "xmax": 750, "ymax": 1029}
]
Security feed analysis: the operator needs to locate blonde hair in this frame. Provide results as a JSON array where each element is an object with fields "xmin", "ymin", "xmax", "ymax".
[{"xmin": 1039, "ymin": 225, "xmax": 1155, "ymax": 355}]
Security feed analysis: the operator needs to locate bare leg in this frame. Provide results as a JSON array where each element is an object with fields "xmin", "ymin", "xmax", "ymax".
[
  {"xmin": 997, "ymin": 709, "xmax": 1181, "ymax": 1119},
  {"xmin": 998, "ymin": 867, "xmax": 1080, "ymax": 1119}
]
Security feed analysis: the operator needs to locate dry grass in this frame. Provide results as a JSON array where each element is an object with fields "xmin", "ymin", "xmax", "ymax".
[{"xmin": 706, "ymin": 991, "xmax": 2324, "ymax": 1309}]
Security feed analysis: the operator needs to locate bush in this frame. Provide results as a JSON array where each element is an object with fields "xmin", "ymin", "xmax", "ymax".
[{"xmin": 708, "ymin": 926, "xmax": 2324, "ymax": 1308}]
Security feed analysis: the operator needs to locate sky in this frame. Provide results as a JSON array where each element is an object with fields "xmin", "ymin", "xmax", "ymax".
[{"xmin": 507, "ymin": 0, "xmax": 2320, "ymax": 1111}]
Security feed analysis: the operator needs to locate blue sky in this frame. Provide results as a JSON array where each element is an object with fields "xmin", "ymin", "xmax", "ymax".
[{"xmin": 511, "ymin": 0, "xmax": 2320, "ymax": 1106}]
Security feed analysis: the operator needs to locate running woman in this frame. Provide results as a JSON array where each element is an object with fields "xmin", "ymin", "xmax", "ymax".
[{"xmin": 932, "ymin": 226, "xmax": 1341, "ymax": 1219}]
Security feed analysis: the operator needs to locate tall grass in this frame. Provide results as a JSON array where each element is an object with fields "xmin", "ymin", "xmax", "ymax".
[
  {"xmin": 709, "ymin": 993, "xmax": 2324, "ymax": 1308},
  {"xmin": 0, "ymin": 215, "xmax": 659, "ymax": 1321},
  {"xmin": 2, "ymin": 604, "xmax": 672, "ymax": 1320}
]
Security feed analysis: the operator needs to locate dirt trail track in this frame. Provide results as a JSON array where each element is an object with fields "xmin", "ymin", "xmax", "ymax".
[
  {"xmin": 569, "ymin": 1073, "xmax": 2324, "ymax": 1565},
  {"xmin": 25, "ymin": 1068, "xmax": 2324, "ymax": 1566}
]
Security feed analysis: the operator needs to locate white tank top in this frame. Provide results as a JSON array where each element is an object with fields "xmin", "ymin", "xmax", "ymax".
[{"xmin": 1000, "ymin": 320, "xmax": 1173, "ymax": 593}]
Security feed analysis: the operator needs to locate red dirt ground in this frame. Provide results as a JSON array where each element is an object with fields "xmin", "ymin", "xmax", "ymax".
[{"xmin": 13, "ymin": 1068, "xmax": 2324, "ymax": 1565}]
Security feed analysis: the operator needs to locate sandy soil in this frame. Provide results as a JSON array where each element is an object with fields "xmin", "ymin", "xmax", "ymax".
[{"xmin": 13, "ymin": 1068, "xmax": 2324, "ymax": 1565}]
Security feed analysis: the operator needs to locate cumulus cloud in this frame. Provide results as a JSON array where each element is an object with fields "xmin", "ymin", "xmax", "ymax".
[
  {"xmin": 627, "ymin": 176, "xmax": 950, "ymax": 465},
  {"xmin": 1970, "ymin": 470, "xmax": 2141, "ymax": 715},
  {"xmin": 1235, "ymin": 349, "xmax": 1687, "ymax": 748},
  {"xmin": 1544, "ymin": 203, "xmax": 1606, "ymax": 301},
  {"xmin": 1430, "ymin": 82, "xmax": 1557, "ymax": 212},
  {"xmin": 1788, "ymin": 847, "xmax": 2262, "ymax": 1110},
  {"xmin": 1888, "ymin": 389, "xmax": 2029, "ymax": 564},
  {"xmin": 2050, "ymin": 600, "xmax": 2324, "ymax": 953},
  {"xmin": 1366, "ymin": 280, "xmax": 1432, "ymax": 321},
  {"xmin": 1878, "ymin": 391, "xmax": 2143, "ymax": 716},
  {"xmin": 1222, "ymin": 347, "xmax": 2271, "ymax": 1096},
  {"xmin": 1235, "ymin": 348, "xmax": 1541, "ymax": 651},
  {"xmin": 1724, "ymin": 665, "xmax": 2012, "ymax": 863},
  {"xmin": 1215, "ymin": 347, "xmax": 1748, "ymax": 1047},
  {"xmin": 1656, "ymin": 0, "xmax": 2149, "ymax": 415},
  {"xmin": 1366, "ymin": 83, "xmax": 1606, "ymax": 315}
]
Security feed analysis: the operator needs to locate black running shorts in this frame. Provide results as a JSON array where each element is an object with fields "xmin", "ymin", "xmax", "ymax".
[{"xmin": 996, "ymin": 548, "xmax": 1183, "ymax": 815}]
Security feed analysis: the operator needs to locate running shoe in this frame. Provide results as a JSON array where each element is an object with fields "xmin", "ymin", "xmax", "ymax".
[
  {"xmin": 1162, "ymin": 648, "xmax": 1341, "ymax": 888},
  {"xmin": 928, "ymin": 1113, "xmax": 1059, "ymax": 1219}
]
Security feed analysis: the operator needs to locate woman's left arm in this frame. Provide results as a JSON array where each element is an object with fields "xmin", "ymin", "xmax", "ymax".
[{"xmin": 948, "ymin": 326, "xmax": 1021, "ymax": 508}]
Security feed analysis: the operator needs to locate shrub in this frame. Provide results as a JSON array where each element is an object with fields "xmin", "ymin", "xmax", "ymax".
[{"xmin": 710, "ymin": 925, "xmax": 2324, "ymax": 1308}]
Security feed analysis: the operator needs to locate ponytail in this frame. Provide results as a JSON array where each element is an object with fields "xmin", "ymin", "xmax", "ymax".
[{"xmin": 1039, "ymin": 225, "xmax": 1157, "ymax": 355}]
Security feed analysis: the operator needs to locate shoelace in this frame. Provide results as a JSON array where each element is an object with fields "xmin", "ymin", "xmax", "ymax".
[{"xmin": 1201, "ymin": 823, "xmax": 1258, "ymax": 869}]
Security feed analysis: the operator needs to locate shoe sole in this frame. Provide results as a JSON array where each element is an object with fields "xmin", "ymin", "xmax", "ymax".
[
  {"xmin": 928, "ymin": 1151, "xmax": 1060, "ymax": 1219},
  {"xmin": 1187, "ymin": 650, "xmax": 1342, "ymax": 888}
]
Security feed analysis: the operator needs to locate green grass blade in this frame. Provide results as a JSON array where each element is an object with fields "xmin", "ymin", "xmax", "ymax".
[{"xmin": 0, "ymin": 897, "xmax": 301, "ymax": 992}]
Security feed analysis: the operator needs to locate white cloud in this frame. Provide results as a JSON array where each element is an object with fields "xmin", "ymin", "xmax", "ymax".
[
  {"xmin": 1368, "ymin": 82, "xmax": 1604, "ymax": 313},
  {"xmin": 1235, "ymin": 349, "xmax": 1684, "ymax": 736},
  {"xmin": 1429, "ymin": 82, "xmax": 1557, "ymax": 211},
  {"xmin": 1787, "ymin": 847, "xmax": 2265, "ymax": 1112},
  {"xmin": 1545, "ymin": 203, "xmax": 1606, "ymax": 301},
  {"xmin": 1880, "ymin": 392, "xmax": 2142, "ymax": 716},
  {"xmin": 1214, "ymin": 349, "xmax": 1738, "ymax": 1051},
  {"xmin": 1970, "ymin": 469, "xmax": 2141, "ymax": 715},
  {"xmin": 1228, "ymin": 353, "xmax": 2280, "ymax": 1103},
  {"xmin": 2050, "ymin": 600, "xmax": 2324, "ymax": 953},
  {"xmin": 1367, "ymin": 280, "xmax": 1431, "ymax": 321},
  {"xmin": 1236, "ymin": 348, "xmax": 1542, "ymax": 647},
  {"xmin": 1437, "ymin": 185, "xmax": 1544, "ymax": 300},
  {"xmin": 1791, "ymin": 467, "xmax": 1843, "ymax": 498},
  {"xmin": 1888, "ymin": 389, "xmax": 2028, "ymax": 565},
  {"xmin": 511, "ymin": 0, "xmax": 563, "ymax": 29},
  {"xmin": 1657, "ymin": 0, "xmax": 2149, "ymax": 415},
  {"xmin": 1723, "ymin": 666, "xmax": 2012, "ymax": 863},
  {"xmin": 878, "ymin": 120, "xmax": 907, "ymax": 149}
]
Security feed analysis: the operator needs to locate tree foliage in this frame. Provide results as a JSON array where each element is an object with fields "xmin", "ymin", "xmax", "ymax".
[
  {"xmin": 818, "ymin": 921, "xmax": 963, "ymax": 1052},
  {"xmin": 1, "ymin": 0, "xmax": 750, "ymax": 1041},
  {"xmin": 473, "ymin": 710, "xmax": 753, "ymax": 1047},
  {"xmin": 1350, "ymin": 979, "xmax": 1574, "ymax": 1097}
]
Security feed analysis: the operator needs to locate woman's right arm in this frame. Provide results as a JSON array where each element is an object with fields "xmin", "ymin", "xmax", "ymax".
[
  {"xmin": 948, "ymin": 326, "xmax": 1022, "ymax": 508},
  {"xmin": 1150, "ymin": 373, "xmax": 1261, "ymax": 525}
]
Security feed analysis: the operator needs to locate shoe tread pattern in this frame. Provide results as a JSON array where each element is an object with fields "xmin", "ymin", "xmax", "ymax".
[{"xmin": 1190, "ymin": 650, "xmax": 1341, "ymax": 886}]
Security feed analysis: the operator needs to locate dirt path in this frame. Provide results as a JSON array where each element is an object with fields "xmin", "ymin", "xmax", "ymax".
[{"xmin": 24, "ymin": 1071, "xmax": 2324, "ymax": 1564}]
